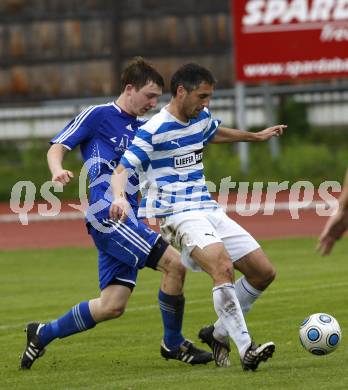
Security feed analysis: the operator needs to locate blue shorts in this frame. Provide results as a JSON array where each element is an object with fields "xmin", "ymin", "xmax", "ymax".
[{"xmin": 88, "ymin": 217, "xmax": 161, "ymax": 291}]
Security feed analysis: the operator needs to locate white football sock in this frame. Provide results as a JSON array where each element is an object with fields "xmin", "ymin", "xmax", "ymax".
[
  {"xmin": 212, "ymin": 283, "xmax": 251, "ymax": 358},
  {"xmin": 235, "ymin": 276, "xmax": 262, "ymax": 315}
]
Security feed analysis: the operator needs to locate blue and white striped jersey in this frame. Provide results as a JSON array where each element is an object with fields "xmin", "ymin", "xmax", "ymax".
[
  {"xmin": 50, "ymin": 101, "xmax": 144, "ymax": 222},
  {"xmin": 120, "ymin": 106, "xmax": 220, "ymax": 218}
]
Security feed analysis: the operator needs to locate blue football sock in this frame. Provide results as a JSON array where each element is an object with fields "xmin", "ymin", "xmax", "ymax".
[
  {"xmin": 158, "ymin": 289, "xmax": 185, "ymax": 350},
  {"xmin": 38, "ymin": 301, "xmax": 96, "ymax": 347}
]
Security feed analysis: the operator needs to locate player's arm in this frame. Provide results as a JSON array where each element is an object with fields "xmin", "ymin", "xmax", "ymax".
[
  {"xmin": 48, "ymin": 106, "xmax": 101, "ymax": 186},
  {"xmin": 317, "ymin": 168, "xmax": 348, "ymax": 256},
  {"xmin": 109, "ymin": 163, "xmax": 132, "ymax": 222},
  {"xmin": 210, "ymin": 125, "xmax": 287, "ymax": 144},
  {"xmin": 47, "ymin": 143, "xmax": 74, "ymax": 185},
  {"xmin": 339, "ymin": 168, "xmax": 348, "ymax": 211}
]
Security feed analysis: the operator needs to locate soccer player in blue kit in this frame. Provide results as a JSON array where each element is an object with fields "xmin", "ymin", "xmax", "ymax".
[{"xmin": 20, "ymin": 58, "xmax": 212, "ymax": 369}]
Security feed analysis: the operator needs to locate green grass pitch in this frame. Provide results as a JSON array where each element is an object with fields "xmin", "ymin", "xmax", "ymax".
[{"xmin": 1, "ymin": 238, "xmax": 347, "ymax": 389}]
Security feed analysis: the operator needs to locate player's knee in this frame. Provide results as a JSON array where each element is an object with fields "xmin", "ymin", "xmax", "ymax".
[
  {"xmin": 212, "ymin": 254, "xmax": 234, "ymax": 284},
  {"xmin": 255, "ymin": 264, "xmax": 276, "ymax": 290},
  {"xmin": 108, "ymin": 306, "xmax": 126, "ymax": 319},
  {"xmin": 264, "ymin": 265, "xmax": 276, "ymax": 286},
  {"xmin": 169, "ymin": 258, "xmax": 186, "ymax": 279},
  {"xmin": 159, "ymin": 247, "xmax": 186, "ymax": 279},
  {"xmin": 102, "ymin": 303, "xmax": 126, "ymax": 320}
]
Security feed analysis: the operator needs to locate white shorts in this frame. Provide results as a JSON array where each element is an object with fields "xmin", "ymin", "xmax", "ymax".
[{"xmin": 159, "ymin": 208, "xmax": 260, "ymax": 271}]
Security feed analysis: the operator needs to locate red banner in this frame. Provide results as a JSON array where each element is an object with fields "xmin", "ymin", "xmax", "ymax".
[{"xmin": 232, "ymin": 0, "xmax": 348, "ymax": 82}]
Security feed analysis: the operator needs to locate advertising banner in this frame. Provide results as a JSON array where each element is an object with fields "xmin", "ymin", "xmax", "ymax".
[{"xmin": 233, "ymin": 0, "xmax": 348, "ymax": 82}]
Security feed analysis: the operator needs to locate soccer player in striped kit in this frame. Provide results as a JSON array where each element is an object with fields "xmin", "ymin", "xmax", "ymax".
[
  {"xmin": 20, "ymin": 58, "xmax": 212, "ymax": 369},
  {"xmin": 110, "ymin": 63, "xmax": 286, "ymax": 371}
]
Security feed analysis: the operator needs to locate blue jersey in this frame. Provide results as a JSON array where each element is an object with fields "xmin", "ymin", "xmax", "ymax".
[
  {"xmin": 50, "ymin": 101, "xmax": 145, "ymax": 222},
  {"xmin": 120, "ymin": 107, "xmax": 220, "ymax": 218}
]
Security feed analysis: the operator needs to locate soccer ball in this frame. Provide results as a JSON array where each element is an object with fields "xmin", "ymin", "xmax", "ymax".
[{"xmin": 299, "ymin": 313, "xmax": 341, "ymax": 355}]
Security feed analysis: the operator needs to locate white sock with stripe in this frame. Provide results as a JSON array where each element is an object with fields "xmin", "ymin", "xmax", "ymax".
[{"xmin": 235, "ymin": 276, "xmax": 262, "ymax": 315}]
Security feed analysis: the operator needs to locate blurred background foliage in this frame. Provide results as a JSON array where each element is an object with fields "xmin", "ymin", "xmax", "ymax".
[
  {"xmin": 1, "ymin": 97, "xmax": 347, "ymax": 202},
  {"xmin": 204, "ymin": 98, "xmax": 347, "ymax": 189}
]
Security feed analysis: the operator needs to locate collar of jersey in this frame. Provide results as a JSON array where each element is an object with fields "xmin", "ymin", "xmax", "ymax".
[
  {"xmin": 163, "ymin": 106, "xmax": 190, "ymax": 126},
  {"xmin": 112, "ymin": 101, "xmax": 137, "ymax": 120}
]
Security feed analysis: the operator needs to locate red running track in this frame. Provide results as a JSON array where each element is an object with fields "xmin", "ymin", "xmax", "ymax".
[{"xmin": 0, "ymin": 207, "xmax": 328, "ymax": 250}]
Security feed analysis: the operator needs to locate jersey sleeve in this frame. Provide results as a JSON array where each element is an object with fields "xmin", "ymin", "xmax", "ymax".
[
  {"xmin": 120, "ymin": 127, "xmax": 153, "ymax": 172},
  {"xmin": 50, "ymin": 106, "xmax": 103, "ymax": 150},
  {"xmin": 202, "ymin": 108, "xmax": 221, "ymax": 145}
]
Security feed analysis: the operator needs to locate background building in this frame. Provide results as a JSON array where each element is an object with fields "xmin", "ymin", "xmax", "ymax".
[{"xmin": 0, "ymin": 0, "xmax": 232, "ymax": 102}]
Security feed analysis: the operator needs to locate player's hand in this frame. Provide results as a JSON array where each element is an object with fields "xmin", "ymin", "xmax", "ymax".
[
  {"xmin": 256, "ymin": 125, "xmax": 287, "ymax": 141},
  {"xmin": 52, "ymin": 169, "xmax": 74, "ymax": 186},
  {"xmin": 109, "ymin": 196, "xmax": 131, "ymax": 222},
  {"xmin": 317, "ymin": 210, "xmax": 348, "ymax": 255},
  {"xmin": 317, "ymin": 234, "xmax": 337, "ymax": 256}
]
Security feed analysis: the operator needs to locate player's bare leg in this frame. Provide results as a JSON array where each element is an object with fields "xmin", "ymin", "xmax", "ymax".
[
  {"xmin": 235, "ymin": 248, "xmax": 276, "ymax": 291},
  {"xmin": 89, "ymin": 284, "xmax": 132, "ymax": 322},
  {"xmin": 156, "ymin": 245, "xmax": 186, "ymax": 294}
]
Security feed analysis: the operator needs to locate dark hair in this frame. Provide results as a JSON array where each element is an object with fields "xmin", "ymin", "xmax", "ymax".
[
  {"xmin": 170, "ymin": 63, "xmax": 216, "ymax": 96},
  {"xmin": 120, "ymin": 57, "xmax": 164, "ymax": 91}
]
